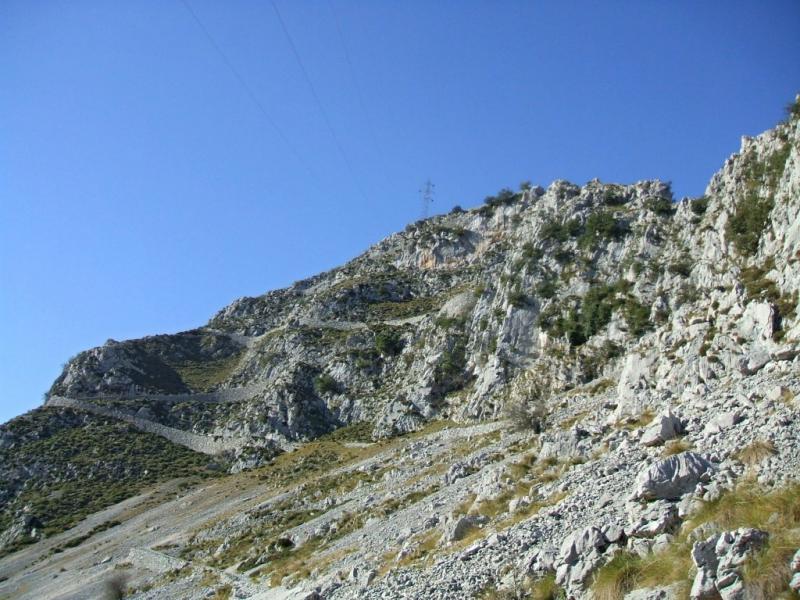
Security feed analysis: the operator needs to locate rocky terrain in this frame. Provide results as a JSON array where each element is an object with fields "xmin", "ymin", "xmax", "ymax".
[{"xmin": 1, "ymin": 99, "xmax": 799, "ymax": 599}]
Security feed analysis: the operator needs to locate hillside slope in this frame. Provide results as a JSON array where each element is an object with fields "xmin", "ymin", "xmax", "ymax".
[{"xmin": 1, "ymin": 99, "xmax": 799, "ymax": 599}]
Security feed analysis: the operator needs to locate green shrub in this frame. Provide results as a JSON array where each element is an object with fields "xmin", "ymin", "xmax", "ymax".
[
  {"xmin": 434, "ymin": 338, "xmax": 468, "ymax": 394},
  {"xmin": 646, "ymin": 197, "xmax": 675, "ymax": 217},
  {"xmin": 787, "ymin": 96, "xmax": 800, "ymax": 121},
  {"xmin": 535, "ymin": 279, "xmax": 558, "ymax": 299},
  {"xmin": 484, "ymin": 188, "xmax": 519, "ymax": 208},
  {"xmin": 508, "ymin": 290, "xmax": 529, "ymax": 308},
  {"xmin": 728, "ymin": 141, "xmax": 790, "ymax": 256},
  {"xmin": 603, "ymin": 189, "xmax": 627, "ymax": 206},
  {"xmin": 522, "ymin": 242, "xmax": 544, "ymax": 261},
  {"xmin": 727, "ymin": 192, "xmax": 774, "ymax": 256},
  {"xmin": 621, "ymin": 298, "xmax": 651, "ymax": 336},
  {"xmin": 690, "ymin": 196, "xmax": 709, "ymax": 216},
  {"xmin": 540, "ymin": 219, "xmax": 570, "ymax": 242},
  {"xmin": 578, "ymin": 212, "xmax": 629, "ymax": 247},
  {"xmin": 667, "ymin": 259, "xmax": 692, "ymax": 277},
  {"xmin": 374, "ymin": 328, "xmax": 404, "ymax": 356},
  {"xmin": 314, "ymin": 374, "xmax": 339, "ymax": 394},
  {"xmin": 539, "ymin": 281, "xmax": 648, "ymax": 345}
]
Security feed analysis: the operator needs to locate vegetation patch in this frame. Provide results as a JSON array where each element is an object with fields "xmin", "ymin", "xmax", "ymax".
[
  {"xmin": 727, "ymin": 140, "xmax": 791, "ymax": 257},
  {"xmin": 173, "ymin": 350, "xmax": 243, "ymax": 392},
  {"xmin": 0, "ymin": 408, "xmax": 216, "ymax": 557},
  {"xmin": 578, "ymin": 212, "xmax": 630, "ymax": 248},
  {"xmin": 591, "ymin": 481, "xmax": 800, "ymax": 599},
  {"xmin": 539, "ymin": 280, "xmax": 650, "ymax": 346},
  {"xmin": 690, "ymin": 196, "xmax": 709, "ymax": 216}
]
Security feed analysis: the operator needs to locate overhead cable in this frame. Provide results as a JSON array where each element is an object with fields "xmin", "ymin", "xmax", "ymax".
[
  {"xmin": 179, "ymin": 0, "xmax": 324, "ymax": 189},
  {"xmin": 270, "ymin": 0, "xmax": 370, "ymax": 203},
  {"xmin": 327, "ymin": 0, "xmax": 388, "ymax": 180}
]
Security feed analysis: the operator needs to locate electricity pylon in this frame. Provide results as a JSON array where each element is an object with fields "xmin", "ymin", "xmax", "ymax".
[{"xmin": 420, "ymin": 179, "xmax": 435, "ymax": 220}]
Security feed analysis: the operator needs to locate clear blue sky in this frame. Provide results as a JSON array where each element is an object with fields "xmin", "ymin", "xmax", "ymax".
[{"xmin": 1, "ymin": 1, "xmax": 799, "ymax": 423}]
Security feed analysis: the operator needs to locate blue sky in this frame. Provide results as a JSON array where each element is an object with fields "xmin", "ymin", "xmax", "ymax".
[{"xmin": 1, "ymin": 1, "xmax": 799, "ymax": 423}]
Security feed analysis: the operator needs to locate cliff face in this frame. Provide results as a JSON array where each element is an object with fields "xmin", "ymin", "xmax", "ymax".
[
  {"xmin": 1, "ymin": 101, "xmax": 799, "ymax": 599},
  {"xmin": 45, "ymin": 106, "xmax": 799, "ymax": 453}
]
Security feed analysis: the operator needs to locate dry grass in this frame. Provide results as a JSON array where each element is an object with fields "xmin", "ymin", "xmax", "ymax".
[
  {"xmin": 690, "ymin": 482, "xmax": 800, "ymax": 598},
  {"xmin": 734, "ymin": 439, "xmax": 776, "ymax": 468},
  {"xmin": 209, "ymin": 584, "xmax": 232, "ymax": 600},
  {"xmin": 559, "ymin": 410, "xmax": 589, "ymax": 430},
  {"xmin": 662, "ymin": 438, "xmax": 693, "ymax": 457},
  {"xmin": 591, "ymin": 481, "xmax": 800, "ymax": 599},
  {"xmin": 495, "ymin": 491, "xmax": 568, "ymax": 530},
  {"xmin": 395, "ymin": 529, "xmax": 441, "ymax": 568},
  {"xmin": 586, "ymin": 378, "xmax": 616, "ymax": 395},
  {"xmin": 591, "ymin": 549, "xmax": 691, "ymax": 600},
  {"xmin": 453, "ymin": 493, "xmax": 477, "ymax": 517},
  {"xmin": 477, "ymin": 570, "xmax": 565, "ymax": 599},
  {"xmin": 614, "ymin": 409, "xmax": 655, "ymax": 430},
  {"xmin": 529, "ymin": 573, "xmax": 567, "ymax": 600}
]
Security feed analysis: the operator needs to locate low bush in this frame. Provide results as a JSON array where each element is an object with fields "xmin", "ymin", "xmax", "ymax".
[
  {"xmin": 645, "ymin": 197, "xmax": 675, "ymax": 217},
  {"xmin": 314, "ymin": 374, "xmax": 339, "ymax": 394},
  {"xmin": 508, "ymin": 290, "xmax": 529, "ymax": 308},
  {"xmin": 578, "ymin": 212, "xmax": 630, "ymax": 248},
  {"xmin": 690, "ymin": 196, "xmax": 709, "ymax": 216},
  {"xmin": 374, "ymin": 328, "xmax": 404, "ymax": 356},
  {"xmin": 727, "ymin": 192, "xmax": 774, "ymax": 256},
  {"xmin": 503, "ymin": 397, "xmax": 547, "ymax": 433}
]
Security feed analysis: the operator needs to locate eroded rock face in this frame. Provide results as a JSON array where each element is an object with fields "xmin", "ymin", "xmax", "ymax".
[
  {"xmin": 554, "ymin": 526, "xmax": 618, "ymax": 592},
  {"xmin": 690, "ymin": 528, "xmax": 769, "ymax": 599},
  {"xmin": 632, "ymin": 452, "xmax": 716, "ymax": 501},
  {"xmin": 36, "ymin": 110, "xmax": 800, "ymax": 464}
]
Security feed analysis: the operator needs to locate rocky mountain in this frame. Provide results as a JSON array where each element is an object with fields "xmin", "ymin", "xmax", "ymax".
[{"xmin": 1, "ymin": 99, "xmax": 799, "ymax": 599}]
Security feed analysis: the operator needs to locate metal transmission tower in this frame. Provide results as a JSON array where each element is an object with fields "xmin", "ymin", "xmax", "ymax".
[{"xmin": 419, "ymin": 179, "xmax": 435, "ymax": 220}]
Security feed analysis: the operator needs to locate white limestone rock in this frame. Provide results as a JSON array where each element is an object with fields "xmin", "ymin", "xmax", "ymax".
[{"xmin": 632, "ymin": 452, "xmax": 716, "ymax": 501}]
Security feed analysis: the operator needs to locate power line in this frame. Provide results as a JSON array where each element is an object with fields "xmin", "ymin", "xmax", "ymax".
[
  {"xmin": 270, "ymin": 0, "xmax": 369, "ymax": 203},
  {"xmin": 327, "ymin": 0, "xmax": 387, "ymax": 178},
  {"xmin": 179, "ymin": 0, "xmax": 324, "ymax": 189}
]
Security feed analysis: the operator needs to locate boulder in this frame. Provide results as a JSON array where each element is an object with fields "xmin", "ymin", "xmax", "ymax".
[
  {"xmin": 765, "ymin": 385, "xmax": 791, "ymax": 403},
  {"xmin": 632, "ymin": 452, "xmax": 716, "ymax": 501},
  {"xmin": 703, "ymin": 412, "xmax": 742, "ymax": 435},
  {"xmin": 555, "ymin": 526, "xmax": 610, "ymax": 590},
  {"xmin": 441, "ymin": 514, "xmax": 487, "ymax": 544},
  {"xmin": 640, "ymin": 409, "xmax": 683, "ymax": 446},
  {"xmin": 739, "ymin": 350, "xmax": 771, "ymax": 376},
  {"xmin": 627, "ymin": 501, "xmax": 681, "ymax": 538}
]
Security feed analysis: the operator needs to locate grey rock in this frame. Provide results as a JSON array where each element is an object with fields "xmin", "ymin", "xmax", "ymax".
[
  {"xmin": 624, "ymin": 584, "xmax": 682, "ymax": 599},
  {"xmin": 555, "ymin": 526, "xmax": 611, "ymax": 590},
  {"xmin": 441, "ymin": 514, "xmax": 487, "ymax": 544},
  {"xmin": 740, "ymin": 350, "xmax": 771, "ymax": 376},
  {"xmin": 791, "ymin": 548, "xmax": 800, "ymax": 572},
  {"xmin": 640, "ymin": 409, "xmax": 683, "ymax": 447},
  {"xmin": 791, "ymin": 572, "xmax": 800, "ymax": 594},
  {"xmin": 627, "ymin": 501, "xmax": 681, "ymax": 538},
  {"xmin": 632, "ymin": 452, "xmax": 716, "ymax": 501},
  {"xmin": 690, "ymin": 528, "xmax": 769, "ymax": 600},
  {"xmin": 703, "ymin": 412, "xmax": 742, "ymax": 435}
]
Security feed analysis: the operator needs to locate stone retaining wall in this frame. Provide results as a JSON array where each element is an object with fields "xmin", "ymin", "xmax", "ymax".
[
  {"xmin": 47, "ymin": 381, "xmax": 268, "ymax": 406},
  {"xmin": 46, "ymin": 396, "xmax": 248, "ymax": 455}
]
